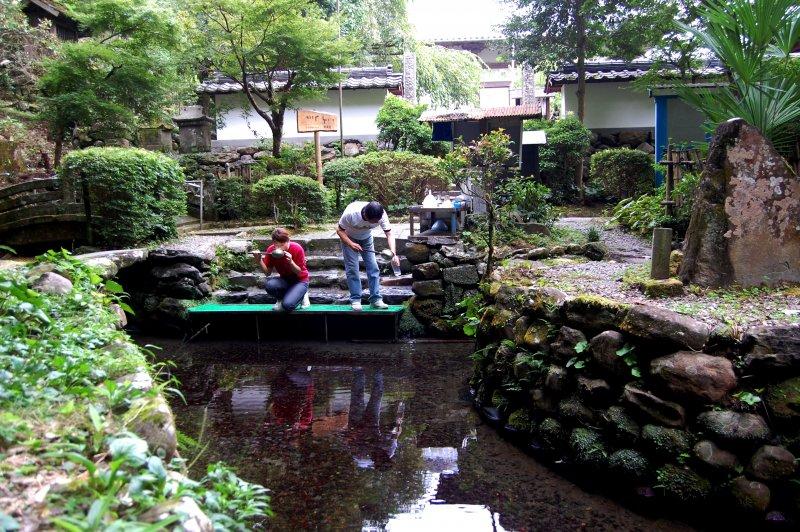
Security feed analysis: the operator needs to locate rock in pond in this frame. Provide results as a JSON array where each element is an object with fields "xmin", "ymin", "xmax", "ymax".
[
  {"xmin": 650, "ymin": 351, "xmax": 737, "ymax": 403},
  {"xmin": 124, "ymin": 394, "xmax": 178, "ymax": 460},
  {"xmin": 656, "ymin": 464, "xmax": 712, "ymax": 504}
]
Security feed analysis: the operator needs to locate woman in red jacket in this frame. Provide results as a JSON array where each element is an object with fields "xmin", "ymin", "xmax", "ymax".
[{"xmin": 257, "ymin": 227, "xmax": 310, "ymax": 311}]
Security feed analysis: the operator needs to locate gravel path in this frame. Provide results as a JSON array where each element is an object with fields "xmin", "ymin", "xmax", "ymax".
[{"xmin": 556, "ymin": 217, "xmax": 650, "ymax": 264}]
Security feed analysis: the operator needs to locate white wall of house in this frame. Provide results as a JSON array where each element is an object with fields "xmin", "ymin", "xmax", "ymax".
[
  {"xmin": 214, "ymin": 89, "xmax": 389, "ymax": 146},
  {"xmin": 480, "ymin": 86, "xmax": 511, "ymax": 108},
  {"xmin": 560, "ymin": 82, "xmax": 653, "ymax": 129}
]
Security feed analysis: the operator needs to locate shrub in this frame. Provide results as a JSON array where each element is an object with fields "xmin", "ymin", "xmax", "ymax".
[
  {"xmin": 376, "ymin": 95, "xmax": 433, "ymax": 154},
  {"xmin": 214, "ymin": 175, "xmax": 253, "ymax": 220},
  {"xmin": 539, "ymin": 116, "xmax": 591, "ymax": 203},
  {"xmin": 610, "ymin": 172, "xmax": 700, "ymax": 236},
  {"xmin": 502, "ymin": 178, "xmax": 558, "ymax": 226},
  {"xmin": 59, "ymin": 147, "xmax": 185, "ymax": 246},
  {"xmin": 251, "ymin": 174, "xmax": 327, "ymax": 227},
  {"xmin": 357, "ymin": 151, "xmax": 448, "ymax": 213},
  {"xmin": 322, "ymin": 157, "xmax": 363, "ymax": 211},
  {"xmin": 253, "ymin": 142, "xmax": 316, "ymax": 178},
  {"xmin": 590, "ymin": 148, "xmax": 654, "ymax": 199}
]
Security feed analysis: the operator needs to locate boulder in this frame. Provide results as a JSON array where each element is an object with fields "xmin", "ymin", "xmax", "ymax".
[
  {"xmin": 158, "ymin": 277, "xmax": 207, "ymax": 299},
  {"xmin": 623, "ymin": 384, "xmax": 686, "ymax": 427},
  {"xmin": 212, "ymin": 290, "xmax": 248, "ymax": 304},
  {"xmin": 655, "ymin": 464, "xmax": 711, "ymax": 504},
  {"xmin": 109, "ymin": 303, "xmax": 127, "ymax": 329},
  {"xmin": 538, "ymin": 417, "xmax": 567, "ymax": 451},
  {"xmin": 223, "ymin": 239, "xmax": 252, "ymax": 254},
  {"xmin": 443, "ymin": 284, "xmax": 470, "ymax": 315},
  {"xmin": 411, "ymin": 262, "xmax": 441, "ymax": 281},
  {"xmin": 603, "ymin": 406, "xmax": 641, "ymax": 445},
  {"xmin": 544, "ymin": 365, "xmax": 569, "ymax": 394},
  {"xmin": 743, "ymin": 325, "xmax": 800, "ymax": 376},
  {"xmin": 765, "ymin": 376, "xmax": 800, "ymax": 425},
  {"xmin": 679, "ymin": 119, "xmax": 800, "ymax": 287},
  {"xmin": 608, "ymin": 449, "xmax": 651, "ymax": 481},
  {"xmin": 404, "ymin": 242, "xmax": 430, "ymax": 264},
  {"xmin": 581, "ymin": 242, "xmax": 607, "ymax": 261},
  {"xmin": 550, "ymin": 326, "xmax": 587, "ymax": 363},
  {"xmin": 430, "ymin": 251, "xmax": 455, "ymax": 269},
  {"xmin": 519, "ymin": 222, "xmax": 551, "ymax": 235},
  {"xmin": 693, "ymin": 440, "xmax": 740, "ymax": 474},
  {"xmin": 32, "ymin": 272, "xmax": 73, "ymax": 295},
  {"xmin": 124, "ymin": 394, "xmax": 178, "ymax": 460},
  {"xmin": 576, "ymin": 376, "xmax": 612, "ymax": 405},
  {"xmin": 440, "ymin": 243, "xmax": 480, "ymax": 264},
  {"xmin": 669, "ymin": 250, "xmax": 683, "ymax": 277},
  {"xmin": 531, "ymin": 388, "xmax": 558, "ymax": 415},
  {"xmin": 148, "ymin": 249, "xmax": 210, "ymax": 270},
  {"xmin": 696, "ymin": 410, "xmax": 771, "ymax": 446},
  {"xmin": 563, "ymin": 295, "xmax": 628, "ymax": 332},
  {"xmin": 151, "ymin": 263, "xmax": 204, "ymax": 284},
  {"xmin": 641, "ymin": 424, "xmax": 692, "ymax": 459},
  {"xmin": 748, "ymin": 445, "xmax": 796, "ymax": 481},
  {"xmin": 441, "ymin": 265, "xmax": 480, "ymax": 286},
  {"xmin": 227, "ymin": 272, "xmax": 264, "ymax": 289},
  {"xmin": 569, "ymin": 428, "xmax": 607, "ymax": 468},
  {"xmin": 399, "ymin": 308, "xmax": 426, "ymax": 337},
  {"xmin": 343, "ymin": 141, "xmax": 362, "ymax": 156},
  {"xmin": 744, "ymin": 351, "xmax": 800, "ymax": 376},
  {"xmin": 558, "ymin": 396, "xmax": 596, "ymax": 425},
  {"xmin": 620, "ymin": 304, "xmax": 710, "ymax": 350},
  {"xmin": 590, "ymin": 330, "xmax": 629, "ymax": 379},
  {"xmin": 410, "ymin": 297, "xmax": 443, "ymax": 324},
  {"xmin": 730, "ymin": 477, "xmax": 770, "ymax": 514},
  {"xmin": 84, "ymin": 257, "xmax": 119, "ymax": 279},
  {"xmin": 412, "ymin": 280, "xmax": 444, "ymax": 297},
  {"xmin": 521, "ymin": 322, "xmax": 550, "ymax": 351},
  {"xmin": 641, "ymin": 278, "xmax": 685, "ymax": 298},
  {"xmin": 636, "ymin": 142, "xmax": 655, "ymax": 154},
  {"xmin": 115, "ymin": 370, "xmax": 154, "ymax": 392},
  {"xmin": 650, "ymin": 352, "xmax": 737, "ymax": 403}
]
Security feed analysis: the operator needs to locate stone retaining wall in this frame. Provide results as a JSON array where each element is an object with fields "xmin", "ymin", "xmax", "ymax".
[{"xmin": 472, "ymin": 281, "xmax": 800, "ymax": 523}]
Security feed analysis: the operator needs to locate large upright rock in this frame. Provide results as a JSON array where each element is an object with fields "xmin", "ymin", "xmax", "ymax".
[{"xmin": 679, "ymin": 119, "xmax": 800, "ymax": 287}]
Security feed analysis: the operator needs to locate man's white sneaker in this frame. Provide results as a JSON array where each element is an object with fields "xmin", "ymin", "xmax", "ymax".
[
  {"xmin": 273, "ymin": 301, "xmax": 284, "ymax": 312},
  {"xmin": 370, "ymin": 299, "xmax": 389, "ymax": 310},
  {"xmin": 351, "ymin": 301, "xmax": 363, "ymax": 311},
  {"xmin": 302, "ymin": 292, "xmax": 311, "ymax": 308}
]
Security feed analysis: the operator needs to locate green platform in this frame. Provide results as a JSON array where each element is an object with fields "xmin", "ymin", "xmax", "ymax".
[
  {"xmin": 188, "ymin": 303, "xmax": 404, "ymax": 315},
  {"xmin": 188, "ymin": 303, "xmax": 404, "ymax": 341}
]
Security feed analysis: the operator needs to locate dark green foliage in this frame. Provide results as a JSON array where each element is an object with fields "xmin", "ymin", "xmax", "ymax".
[
  {"xmin": 215, "ymin": 245, "xmax": 255, "ymax": 273},
  {"xmin": 538, "ymin": 117, "xmax": 591, "ymax": 203},
  {"xmin": 251, "ymin": 174, "xmax": 327, "ymax": 227},
  {"xmin": 214, "ymin": 176, "xmax": 253, "ymax": 221},
  {"xmin": 503, "ymin": 178, "xmax": 558, "ymax": 226},
  {"xmin": 322, "ymin": 157, "xmax": 363, "ymax": 211},
  {"xmin": 656, "ymin": 464, "xmax": 712, "ymax": 503},
  {"xmin": 375, "ymin": 95, "xmax": 433, "ymax": 154},
  {"xmin": 569, "ymin": 427, "xmax": 607, "ymax": 467},
  {"xmin": 254, "ymin": 142, "xmax": 317, "ymax": 178},
  {"xmin": 508, "ymin": 409, "xmax": 535, "ymax": 433},
  {"xmin": 356, "ymin": 151, "xmax": 448, "ymax": 214},
  {"xmin": 59, "ymin": 147, "xmax": 186, "ymax": 246},
  {"xmin": 608, "ymin": 449, "xmax": 651, "ymax": 481},
  {"xmin": 611, "ymin": 172, "xmax": 700, "ymax": 236},
  {"xmin": 590, "ymin": 148, "xmax": 654, "ymax": 199}
]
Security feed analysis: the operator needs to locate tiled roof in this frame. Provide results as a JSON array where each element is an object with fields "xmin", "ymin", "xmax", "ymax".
[
  {"xmin": 545, "ymin": 60, "xmax": 727, "ymax": 92},
  {"xmin": 197, "ymin": 66, "xmax": 402, "ymax": 94},
  {"xmin": 420, "ymin": 104, "xmax": 542, "ymax": 123}
]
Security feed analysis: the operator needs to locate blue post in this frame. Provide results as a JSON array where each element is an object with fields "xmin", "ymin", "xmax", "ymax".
[{"xmin": 654, "ymin": 95, "xmax": 670, "ymax": 186}]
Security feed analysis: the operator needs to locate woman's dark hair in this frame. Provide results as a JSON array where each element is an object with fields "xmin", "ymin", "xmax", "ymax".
[
  {"xmin": 362, "ymin": 201, "xmax": 385, "ymax": 221},
  {"xmin": 271, "ymin": 227, "xmax": 290, "ymax": 243}
]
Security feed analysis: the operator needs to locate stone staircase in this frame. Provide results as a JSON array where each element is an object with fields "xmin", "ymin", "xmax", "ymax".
[{"xmin": 212, "ymin": 235, "xmax": 415, "ymax": 305}]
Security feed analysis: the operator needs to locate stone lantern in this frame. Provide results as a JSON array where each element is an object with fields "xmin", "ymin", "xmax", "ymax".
[{"xmin": 172, "ymin": 105, "xmax": 214, "ymax": 154}]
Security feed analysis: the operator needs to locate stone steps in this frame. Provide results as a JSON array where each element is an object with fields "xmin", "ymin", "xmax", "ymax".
[{"xmin": 226, "ymin": 269, "xmax": 413, "ymax": 291}]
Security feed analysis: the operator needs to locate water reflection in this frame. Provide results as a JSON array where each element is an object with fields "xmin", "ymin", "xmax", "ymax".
[{"xmin": 149, "ymin": 340, "xmax": 692, "ymax": 532}]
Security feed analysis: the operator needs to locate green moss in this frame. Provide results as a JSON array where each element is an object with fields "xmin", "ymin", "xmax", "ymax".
[
  {"xmin": 491, "ymin": 390, "xmax": 506, "ymax": 408},
  {"xmin": 569, "ymin": 427, "xmax": 607, "ymax": 467},
  {"xmin": 538, "ymin": 417, "xmax": 566, "ymax": 451},
  {"xmin": 642, "ymin": 425, "xmax": 693, "ymax": 458},
  {"xmin": 608, "ymin": 449, "xmax": 651, "ymax": 481},
  {"xmin": 508, "ymin": 409, "xmax": 535, "ymax": 433},
  {"xmin": 656, "ymin": 464, "xmax": 712, "ymax": 503},
  {"xmin": 641, "ymin": 278, "xmax": 685, "ymax": 298},
  {"xmin": 603, "ymin": 406, "xmax": 641, "ymax": 445},
  {"xmin": 572, "ymin": 293, "xmax": 631, "ymax": 313}
]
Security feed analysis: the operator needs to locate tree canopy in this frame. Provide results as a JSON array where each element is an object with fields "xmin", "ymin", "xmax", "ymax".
[
  {"xmin": 191, "ymin": 0, "xmax": 353, "ymax": 156},
  {"xmin": 39, "ymin": 0, "xmax": 191, "ymax": 164}
]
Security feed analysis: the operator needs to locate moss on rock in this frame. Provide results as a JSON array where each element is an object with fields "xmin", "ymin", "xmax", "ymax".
[
  {"xmin": 508, "ymin": 409, "xmax": 535, "ymax": 433},
  {"xmin": 539, "ymin": 417, "xmax": 566, "ymax": 451},
  {"xmin": 656, "ymin": 464, "xmax": 712, "ymax": 504},
  {"xmin": 603, "ymin": 406, "xmax": 641, "ymax": 445},
  {"xmin": 642, "ymin": 278, "xmax": 685, "ymax": 298},
  {"xmin": 642, "ymin": 424, "xmax": 693, "ymax": 459},
  {"xmin": 608, "ymin": 449, "xmax": 651, "ymax": 481},
  {"xmin": 569, "ymin": 427, "xmax": 607, "ymax": 468}
]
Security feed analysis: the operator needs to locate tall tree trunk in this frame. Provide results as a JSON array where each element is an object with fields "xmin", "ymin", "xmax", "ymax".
[
  {"xmin": 270, "ymin": 110, "xmax": 285, "ymax": 158},
  {"xmin": 575, "ymin": 0, "xmax": 587, "ymax": 203},
  {"xmin": 485, "ymin": 201, "xmax": 495, "ymax": 278}
]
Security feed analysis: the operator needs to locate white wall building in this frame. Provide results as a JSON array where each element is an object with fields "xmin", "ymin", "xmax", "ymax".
[{"xmin": 196, "ymin": 66, "xmax": 405, "ymax": 147}]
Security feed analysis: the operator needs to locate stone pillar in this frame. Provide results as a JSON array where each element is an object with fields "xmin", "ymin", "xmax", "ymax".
[
  {"xmin": 651, "ymin": 228, "xmax": 672, "ymax": 280},
  {"xmin": 172, "ymin": 105, "xmax": 215, "ymax": 154},
  {"xmin": 522, "ymin": 64, "xmax": 537, "ymax": 106},
  {"xmin": 402, "ymin": 51, "xmax": 418, "ymax": 104}
]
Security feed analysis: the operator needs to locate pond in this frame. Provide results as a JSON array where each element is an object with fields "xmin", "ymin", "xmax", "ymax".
[{"xmin": 140, "ymin": 338, "xmax": 694, "ymax": 531}]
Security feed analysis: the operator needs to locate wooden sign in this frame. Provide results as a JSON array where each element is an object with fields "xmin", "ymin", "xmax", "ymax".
[{"xmin": 297, "ymin": 109, "xmax": 338, "ymax": 133}]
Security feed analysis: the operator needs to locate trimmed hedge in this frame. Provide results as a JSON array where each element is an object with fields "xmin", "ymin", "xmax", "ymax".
[
  {"xmin": 251, "ymin": 174, "xmax": 327, "ymax": 227},
  {"xmin": 539, "ymin": 116, "xmax": 591, "ymax": 203},
  {"xmin": 357, "ymin": 151, "xmax": 448, "ymax": 213},
  {"xmin": 59, "ymin": 147, "xmax": 186, "ymax": 246},
  {"xmin": 590, "ymin": 148, "xmax": 654, "ymax": 199},
  {"xmin": 322, "ymin": 157, "xmax": 363, "ymax": 211}
]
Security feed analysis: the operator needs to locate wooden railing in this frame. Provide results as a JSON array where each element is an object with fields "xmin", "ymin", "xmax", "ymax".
[{"xmin": 0, "ymin": 178, "xmax": 86, "ymax": 235}]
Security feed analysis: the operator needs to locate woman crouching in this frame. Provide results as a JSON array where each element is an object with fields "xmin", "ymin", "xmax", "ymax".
[{"xmin": 257, "ymin": 227, "xmax": 310, "ymax": 311}]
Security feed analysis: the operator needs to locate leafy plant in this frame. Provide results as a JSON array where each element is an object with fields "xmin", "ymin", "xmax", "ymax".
[
  {"xmin": 59, "ymin": 147, "xmax": 187, "ymax": 246},
  {"xmin": 590, "ymin": 148, "xmax": 655, "ymax": 200},
  {"xmin": 452, "ymin": 293, "xmax": 487, "ymax": 337},
  {"xmin": 610, "ymin": 172, "xmax": 699, "ymax": 237},
  {"xmin": 615, "ymin": 344, "xmax": 642, "ymax": 378},
  {"xmin": 251, "ymin": 174, "xmax": 328, "ymax": 227},
  {"xmin": 537, "ymin": 116, "xmax": 592, "ymax": 203},
  {"xmin": 733, "ymin": 390, "xmax": 763, "ymax": 407},
  {"xmin": 322, "ymin": 156, "xmax": 363, "ymax": 211},
  {"xmin": 502, "ymin": 178, "xmax": 558, "ymax": 226},
  {"xmin": 375, "ymin": 95, "xmax": 433, "ymax": 154},
  {"xmin": 356, "ymin": 151, "xmax": 448, "ymax": 214},
  {"xmin": 586, "ymin": 226, "xmax": 601, "ymax": 242}
]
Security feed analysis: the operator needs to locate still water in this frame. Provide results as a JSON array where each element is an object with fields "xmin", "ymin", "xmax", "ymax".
[{"xmin": 142, "ymin": 338, "xmax": 693, "ymax": 531}]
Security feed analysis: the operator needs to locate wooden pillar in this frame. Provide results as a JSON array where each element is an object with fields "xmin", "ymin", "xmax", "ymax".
[
  {"xmin": 651, "ymin": 227, "xmax": 673, "ymax": 279},
  {"xmin": 314, "ymin": 131, "xmax": 323, "ymax": 185}
]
